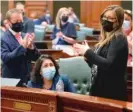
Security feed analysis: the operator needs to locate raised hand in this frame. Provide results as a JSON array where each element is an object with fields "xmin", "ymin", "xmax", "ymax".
[
  {"xmin": 73, "ymin": 40, "xmax": 90, "ymax": 55},
  {"xmin": 27, "ymin": 33, "xmax": 35, "ymax": 49},
  {"xmin": 56, "ymin": 31, "xmax": 63, "ymax": 39}
]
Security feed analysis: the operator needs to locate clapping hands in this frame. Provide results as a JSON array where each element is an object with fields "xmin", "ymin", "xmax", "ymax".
[
  {"xmin": 73, "ymin": 40, "xmax": 90, "ymax": 56},
  {"xmin": 56, "ymin": 32, "xmax": 64, "ymax": 39},
  {"xmin": 20, "ymin": 33, "xmax": 35, "ymax": 49}
]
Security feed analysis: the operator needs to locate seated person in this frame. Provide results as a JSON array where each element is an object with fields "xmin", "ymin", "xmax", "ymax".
[
  {"xmin": 68, "ymin": 7, "xmax": 79, "ymax": 23},
  {"xmin": 43, "ymin": 10, "xmax": 52, "ymax": 25},
  {"xmin": 27, "ymin": 55, "xmax": 76, "ymax": 93},
  {"xmin": 29, "ymin": 12, "xmax": 39, "ymax": 21},
  {"xmin": 123, "ymin": 9, "xmax": 132, "ymax": 65},
  {"xmin": 51, "ymin": 7, "xmax": 77, "ymax": 51},
  {"xmin": 34, "ymin": 9, "xmax": 52, "ymax": 25},
  {"xmin": 75, "ymin": 24, "xmax": 80, "ymax": 31}
]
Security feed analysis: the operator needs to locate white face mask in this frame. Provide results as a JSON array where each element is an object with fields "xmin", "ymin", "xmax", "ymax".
[
  {"xmin": 122, "ymin": 20, "xmax": 130, "ymax": 29},
  {"xmin": 42, "ymin": 67, "xmax": 56, "ymax": 80}
]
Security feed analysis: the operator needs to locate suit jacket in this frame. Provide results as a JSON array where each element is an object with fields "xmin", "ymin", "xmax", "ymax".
[
  {"xmin": 1, "ymin": 30, "xmax": 40, "ymax": 83},
  {"xmin": 84, "ymin": 33, "xmax": 128, "ymax": 101},
  {"xmin": 23, "ymin": 16, "xmax": 34, "ymax": 33}
]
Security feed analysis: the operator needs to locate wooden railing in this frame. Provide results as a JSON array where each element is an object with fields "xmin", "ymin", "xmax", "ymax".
[
  {"xmin": 127, "ymin": 66, "xmax": 132, "ymax": 102},
  {"xmin": 1, "ymin": 86, "xmax": 132, "ymax": 112}
]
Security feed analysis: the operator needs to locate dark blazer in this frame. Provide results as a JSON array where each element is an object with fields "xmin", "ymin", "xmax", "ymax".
[
  {"xmin": 1, "ymin": 30, "xmax": 40, "ymax": 83},
  {"xmin": 23, "ymin": 16, "xmax": 34, "ymax": 33},
  {"xmin": 84, "ymin": 33, "xmax": 128, "ymax": 101}
]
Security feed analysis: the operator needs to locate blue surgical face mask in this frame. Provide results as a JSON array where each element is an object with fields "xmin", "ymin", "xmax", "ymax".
[
  {"xmin": 122, "ymin": 20, "xmax": 130, "ymax": 29},
  {"xmin": 46, "ymin": 14, "xmax": 50, "ymax": 17},
  {"xmin": 42, "ymin": 67, "xmax": 56, "ymax": 80}
]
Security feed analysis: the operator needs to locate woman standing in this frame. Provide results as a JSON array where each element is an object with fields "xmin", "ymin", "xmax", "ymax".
[{"xmin": 74, "ymin": 5, "xmax": 128, "ymax": 101}]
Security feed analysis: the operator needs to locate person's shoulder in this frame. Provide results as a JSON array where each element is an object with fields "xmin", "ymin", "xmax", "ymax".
[
  {"xmin": 27, "ymin": 80, "xmax": 41, "ymax": 88},
  {"xmin": 113, "ymin": 32, "xmax": 127, "ymax": 42},
  {"xmin": 25, "ymin": 19, "xmax": 34, "ymax": 24},
  {"xmin": 23, "ymin": 16, "xmax": 28, "ymax": 21},
  {"xmin": 1, "ymin": 30, "xmax": 11, "ymax": 41},
  {"xmin": 115, "ymin": 32, "xmax": 126, "ymax": 39},
  {"xmin": 60, "ymin": 74, "xmax": 69, "ymax": 83},
  {"xmin": 54, "ymin": 74, "xmax": 69, "ymax": 83},
  {"xmin": 23, "ymin": 16, "xmax": 34, "ymax": 24},
  {"xmin": 111, "ymin": 32, "xmax": 128, "ymax": 47},
  {"xmin": 53, "ymin": 25, "xmax": 59, "ymax": 32},
  {"xmin": 67, "ymin": 22, "xmax": 75, "ymax": 27},
  {"xmin": 27, "ymin": 80, "xmax": 34, "ymax": 87}
]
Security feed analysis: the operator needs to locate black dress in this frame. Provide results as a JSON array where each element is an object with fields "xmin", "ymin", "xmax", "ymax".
[{"xmin": 84, "ymin": 33, "xmax": 128, "ymax": 101}]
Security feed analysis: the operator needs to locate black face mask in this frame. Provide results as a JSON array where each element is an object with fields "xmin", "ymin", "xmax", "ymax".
[
  {"xmin": 62, "ymin": 16, "xmax": 68, "ymax": 23},
  {"xmin": 11, "ymin": 22, "xmax": 23, "ymax": 32},
  {"xmin": 101, "ymin": 19, "xmax": 114, "ymax": 32}
]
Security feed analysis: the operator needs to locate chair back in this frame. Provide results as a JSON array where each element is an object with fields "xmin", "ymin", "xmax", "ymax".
[{"xmin": 58, "ymin": 56, "xmax": 92, "ymax": 95}]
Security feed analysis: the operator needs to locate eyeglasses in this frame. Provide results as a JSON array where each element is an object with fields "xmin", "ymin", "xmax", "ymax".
[{"xmin": 102, "ymin": 15, "xmax": 116, "ymax": 22}]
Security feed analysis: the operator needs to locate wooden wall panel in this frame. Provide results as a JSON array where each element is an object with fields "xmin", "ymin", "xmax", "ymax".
[
  {"xmin": 47, "ymin": 1, "xmax": 53, "ymax": 19},
  {"xmin": 90, "ymin": 1, "xmax": 101, "ymax": 29},
  {"xmin": 25, "ymin": 1, "xmax": 47, "ymax": 17},
  {"xmin": 7, "ymin": 0, "xmax": 120, "ymax": 29},
  {"xmin": 25, "ymin": 1, "xmax": 53, "ymax": 18},
  {"xmin": 80, "ymin": 1, "xmax": 121, "ymax": 29},
  {"xmin": 8, "ymin": 1, "xmax": 14, "ymax": 10},
  {"xmin": 80, "ymin": 1, "xmax": 88, "ymax": 26}
]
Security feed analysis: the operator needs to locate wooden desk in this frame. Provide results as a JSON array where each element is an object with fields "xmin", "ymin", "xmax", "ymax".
[
  {"xmin": 34, "ymin": 41, "xmax": 52, "ymax": 49},
  {"xmin": 44, "ymin": 31, "xmax": 100, "ymax": 41},
  {"xmin": 127, "ymin": 66, "xmax": 132, "ymax": 102},
  {"xmin": 38, "ymin": 49, "xmax": 73, "ymax": 59},
  {"xmin": 1, "ymin": 86, "xmax": 132, "ymax": 112},
  {"xmin": 44, "ymin": 34, "xmax": 52, "ymax": 40},
  {"xmin": 77, "ymin": 40, "xmax": 98, "ymax": 47},
  {"xmin": 44, "ymin": 35, "xmax": 99, "ymax": 41},
  {"xmin": 34, "ymin": 40, "xmax": 99, "ymax": 49},
  {"xmin": 58, "ymin": 92, "xmax": 132, "ymax": 112},
  {"xmin": 86, "ymin": 35, "xmax": 99, "ymax": 40},
  {"xmin": 1, "ymin": 86, "xmax": 57, "ymax": 112}
]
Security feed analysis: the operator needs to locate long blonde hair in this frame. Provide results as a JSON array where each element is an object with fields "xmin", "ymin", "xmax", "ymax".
[
  {"xmin": 55, "ymin": 7, "xmax": 68, "ymax": 29},
  {"xmin": 96, "ymin": 5, "xmax": 124, "ymax": 47}
]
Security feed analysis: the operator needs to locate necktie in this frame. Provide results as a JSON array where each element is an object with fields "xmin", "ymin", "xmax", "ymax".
[{"xmin": 15, "ymin": 33, "xmax": 22, "ymax": 44}]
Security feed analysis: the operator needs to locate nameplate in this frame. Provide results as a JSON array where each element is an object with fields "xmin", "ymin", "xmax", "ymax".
[{"xmin": 14, "ymin": 102, "xmax": 31, "ymax": 111}]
